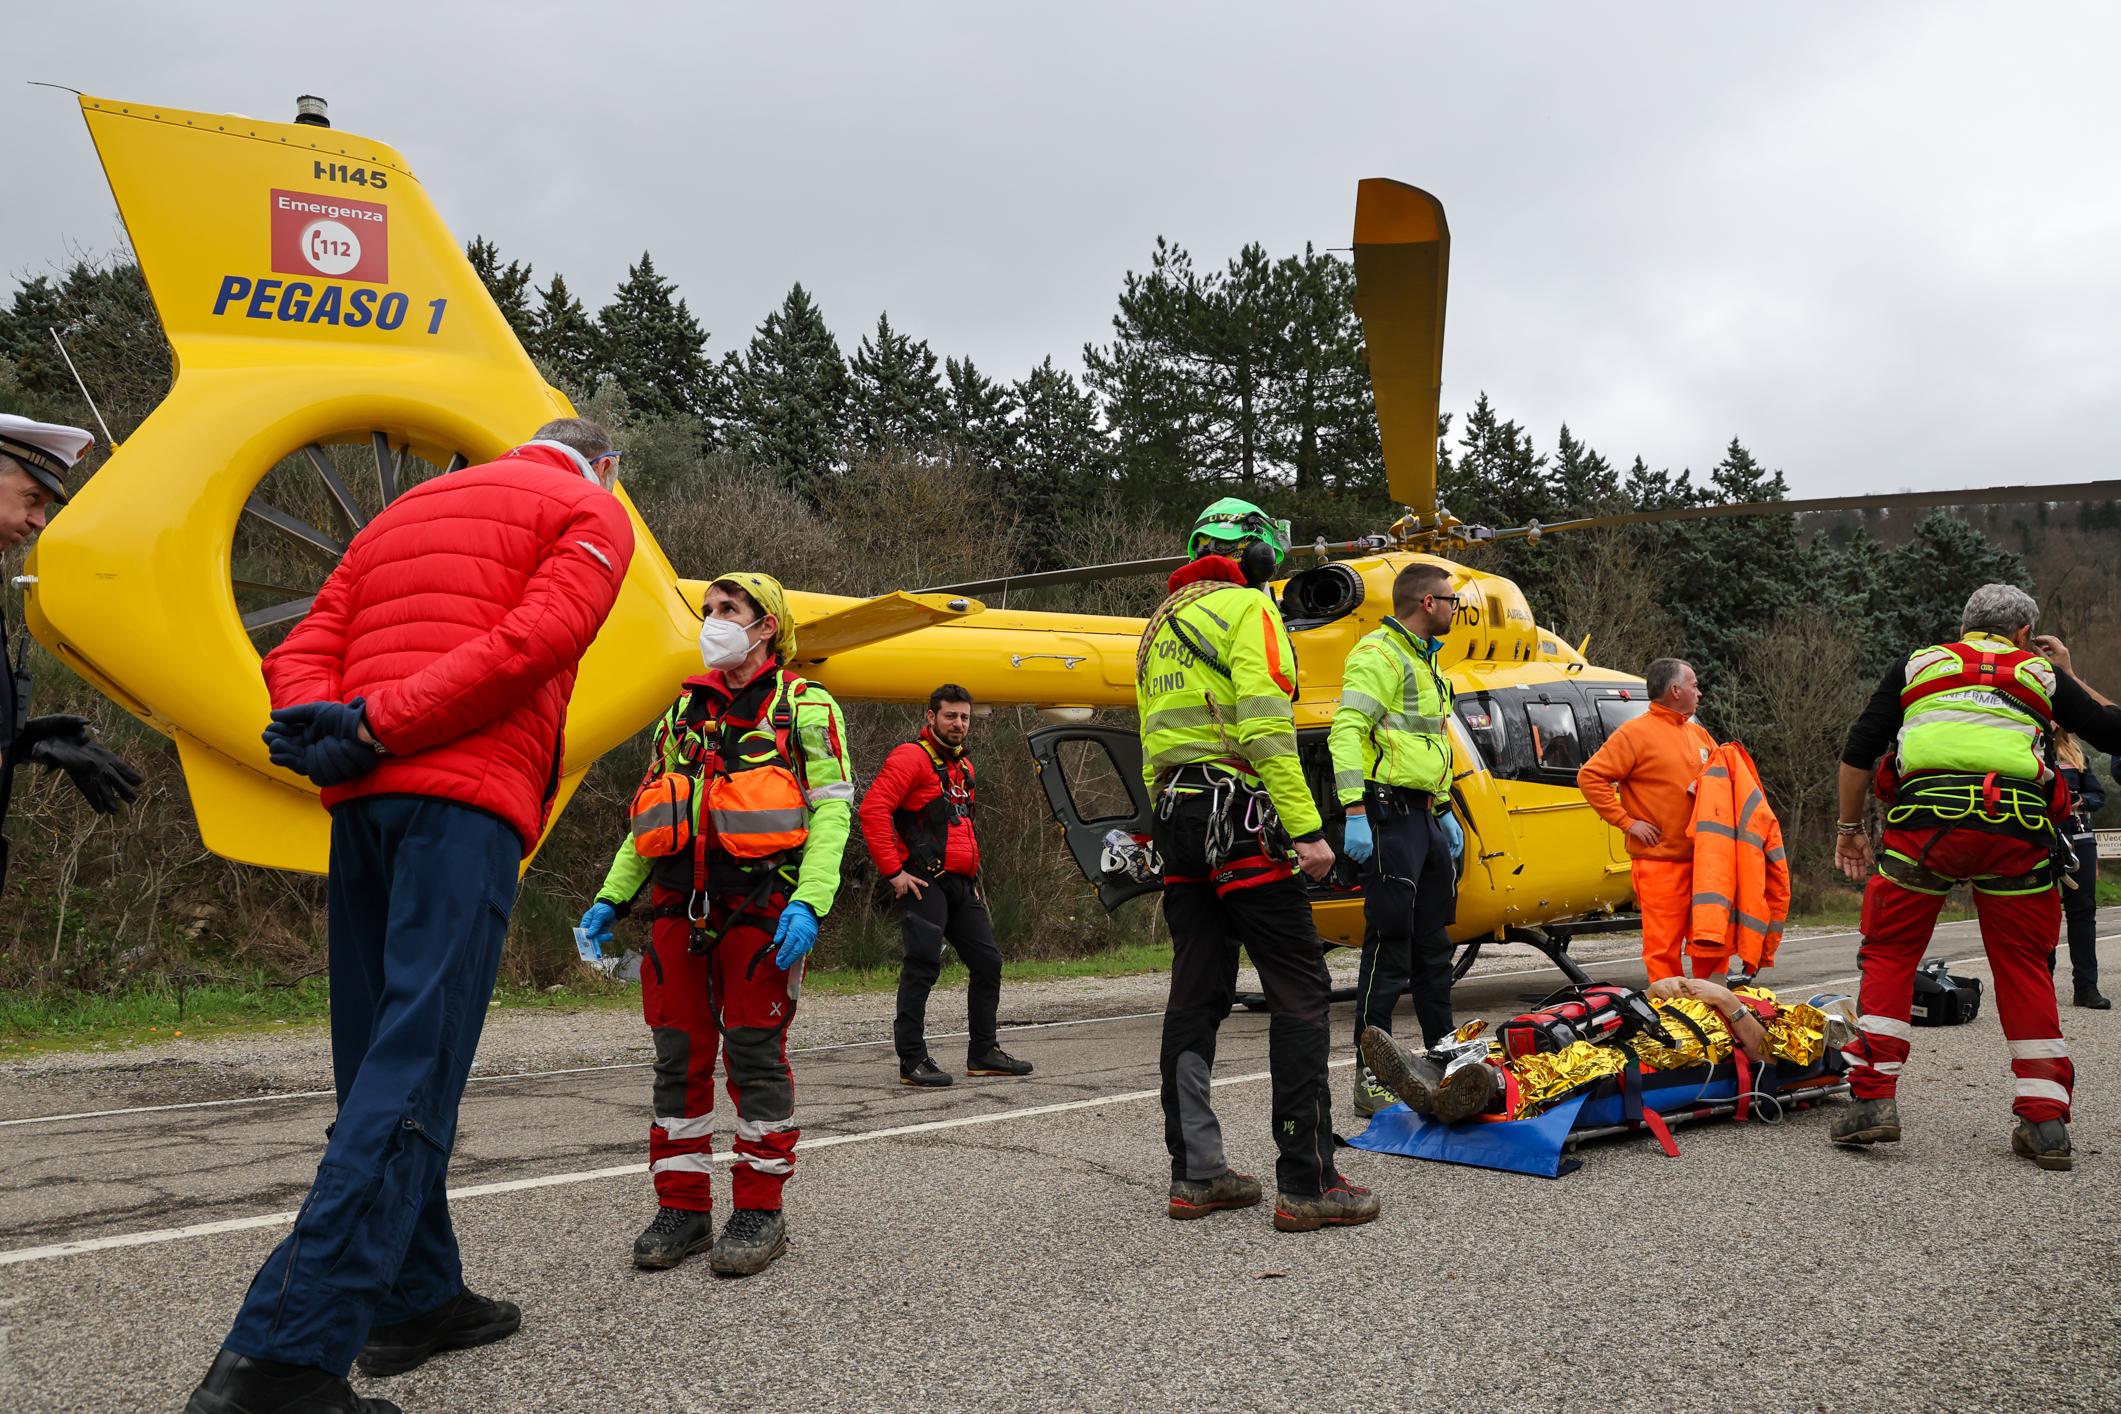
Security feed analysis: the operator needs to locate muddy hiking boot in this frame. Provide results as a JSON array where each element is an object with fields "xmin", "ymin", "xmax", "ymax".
[
  {"xmin": 1273, "ymin": 1175, "xmax": 1382, "ymax": 1233},
  {"xmin": 967, "ymin": 1046, "xmax": 1034, "ymax": 1077},
  {"xmin": 632, "ymin": 1205, "xmax": 715, "ymax": 1270},
  {"xmin": 709, "ymin": 1208, "xmax": 790, "ymax": 1277},
  {"xmin": 900, "ymin": 1055, "xmax": 953, "ymax": 1088},
  {"xmin": 184, "ymin": 1350, "xmax": 401, "ymax": 1414},
  {"xmin": 1829, "ymin": 1097, "xmax": 1902, "ymax": 1147},
  {"xmin": 356, "ymin": 1287, "xmax": 520, "ymax": 1377},
  {"xmin": 1167, "ymin": 1169, "xmax": 1263, "ymax": 1220},
  {"xmin": 2012, "ymin": 1118, "xmax": 2073, "ymax": 1171},
  {"xmin": 1360, "ymin": 1026, "xmax": 1496, "ymax": 1124}
]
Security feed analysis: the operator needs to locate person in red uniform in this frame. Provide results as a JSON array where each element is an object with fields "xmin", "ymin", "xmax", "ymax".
[
  {"xmin": 1576, "ymin": 657, "xmax": 1722, "ymax": 983},
  {"xmin": 1833, "ymin": 584, "xmax": 2121, "ymax": 1170},
  {"xmin": 860, "ymin": 683, "xmax": 1033, "ymax": 1086},
  {"xmin": 188, "ymin": 418, "xmax": 633, "ymax": 1414}
]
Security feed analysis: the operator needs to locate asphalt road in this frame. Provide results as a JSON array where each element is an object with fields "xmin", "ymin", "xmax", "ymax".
[{"xmin": 3, "ymin": 912, "xmax": 2118, "ymax": 1413}]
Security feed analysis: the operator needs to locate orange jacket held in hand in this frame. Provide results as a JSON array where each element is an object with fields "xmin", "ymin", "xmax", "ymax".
[
  {"xmin": 1688, "ymin": 742, "xmax": 1791, "ymax": 970},
  {"xmin": 1575, "ymin": 703, "xmax": 1716, "ymax": 862}
]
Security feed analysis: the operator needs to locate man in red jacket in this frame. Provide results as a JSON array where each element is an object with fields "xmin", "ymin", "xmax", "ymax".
[
  {"xmin": 860, "ymin": 684, "xmax": 1032, "ymax": 1086},
  {"xmin": 187, "ymin": 418, "xmax": 633, "ymax": 1414}
]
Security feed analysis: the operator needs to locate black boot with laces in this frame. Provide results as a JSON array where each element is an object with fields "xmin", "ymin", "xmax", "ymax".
[
  {"xmin": 709, "ymin": 1208, "xmax": 789, "ymax": 1277},
  {"xmin": 632, "ymin": 1205, "xmax": 714, "ymax": 1270}
]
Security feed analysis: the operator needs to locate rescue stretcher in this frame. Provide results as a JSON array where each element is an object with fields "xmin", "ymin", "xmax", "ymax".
[{"xmin": 1348, "ymin": 985, "xmax": 1850, "ymax": 1178}]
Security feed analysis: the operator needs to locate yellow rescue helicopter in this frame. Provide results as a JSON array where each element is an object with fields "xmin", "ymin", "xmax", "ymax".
[{"xmin": 26, "ymin": 95, "xmax": 2118, "ymax": 978}]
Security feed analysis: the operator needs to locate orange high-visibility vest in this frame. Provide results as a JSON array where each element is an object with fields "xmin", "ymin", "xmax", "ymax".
[{"xmin": 1688, "ymin": 742, "xmax": 1790, "ymax": 969}]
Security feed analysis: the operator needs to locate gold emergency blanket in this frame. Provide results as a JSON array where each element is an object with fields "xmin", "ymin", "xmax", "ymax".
[{"xmin": 1497, "ymin": 988, "xmax": 1830, "ymax": 1120}]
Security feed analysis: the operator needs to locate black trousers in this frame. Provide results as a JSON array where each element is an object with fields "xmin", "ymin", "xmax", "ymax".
[
  {"xmin": 1353, "ymin": 788, "xmax": 1458, "ymax": 1052},
  {"xmin": 2059, "ymin": 834, "xmax": 2099, "ymax": 991},
  {"xmin": 894, "ymin": 871, "xmax": 1003, "ymax": 1064},
  {"xmin": 1152, "ymin": 789, "xmax": 1334, "ymax": 1198}
]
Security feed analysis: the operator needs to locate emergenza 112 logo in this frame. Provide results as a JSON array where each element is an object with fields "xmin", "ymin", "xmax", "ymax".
[{"xmin": 270, "ymin": 188, "xmax": 388, "ymax": 284}]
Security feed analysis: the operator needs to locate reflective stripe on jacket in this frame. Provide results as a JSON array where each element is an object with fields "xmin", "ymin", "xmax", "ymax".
[
  {"xmin": 1327, "ymin": 618, "xmax": 1453, "ymax": 803},
  {"xmin": 1135, "ymin": 562, "xmax": 1320, "ymax": 839},
  {"xmin": 1896, "ymin": 633, "xmax": 2055, "ymax": 782},
  {"xmin": 1688, "ymin": 741, "xmax": 1790, "ymax": 969}
]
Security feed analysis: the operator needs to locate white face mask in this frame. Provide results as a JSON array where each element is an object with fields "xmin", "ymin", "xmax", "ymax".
[{"xmin": 698, "ymin": 614, "xmax": 762, "ymax": 670}]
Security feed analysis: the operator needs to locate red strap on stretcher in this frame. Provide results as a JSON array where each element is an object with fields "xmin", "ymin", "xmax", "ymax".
[
  {"xmin": 1731, "ymin": 1045, "xmax": 1754, "ymax": 1125},
  {"xmin": 1640, "ymin": 1106, "xmax": 1680, "ymax": 1157}
]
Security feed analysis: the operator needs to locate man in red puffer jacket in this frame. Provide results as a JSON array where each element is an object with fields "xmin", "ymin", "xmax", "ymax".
[
  {"xmin": 860, "ymin": 684, "xmax": 1032, "ymax": 1088},
  {"xmin": 187, "ymin": 418, "xmax": 633, "ymax": 1414}
]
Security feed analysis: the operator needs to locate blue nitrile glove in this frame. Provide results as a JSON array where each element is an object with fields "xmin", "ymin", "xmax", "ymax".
[
  {"xmin": 773, "ymin": 901, "xmax": 819, "ymax": 970},
  {"xmin": 580, "ymin": 901, "xmax": 618, "ymax": 949},
  {"xmin": 1439, "ymin": 811, "xmax": 1464, "ymax": 862},
  {"xmin": 1342, "ymin": 812, "xmax": 1374, "ymax": 863}
]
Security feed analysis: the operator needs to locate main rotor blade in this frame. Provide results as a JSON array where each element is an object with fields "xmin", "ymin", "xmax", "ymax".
[
  {"xmin": 921, "ymin": 555, "xmax": 1189, "ymax": 597},
  {"xmin": 921, "ymin": 537, "xmax": 1394, "ymax": 597},
  {"xmin": 1482, "ymin": 479, "xmax": 2121, "ymax": 543},
  {"xmin": 1353, "ymin": 178, "xmax": 1449, "ymax": 523}
]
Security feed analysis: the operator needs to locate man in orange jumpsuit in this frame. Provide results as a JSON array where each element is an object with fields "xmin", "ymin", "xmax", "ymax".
[{"xmin": 1576, "ymin": 657, "xmax": 1721, "ymax": 982}]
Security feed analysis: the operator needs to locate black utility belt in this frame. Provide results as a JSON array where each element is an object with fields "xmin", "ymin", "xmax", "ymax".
[{"xmin": 1364, "ymin": 783, "xmax": 1436, "ymax": 813}]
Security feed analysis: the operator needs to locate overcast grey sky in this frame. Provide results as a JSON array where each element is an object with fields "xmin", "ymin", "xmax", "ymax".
[{"xmin": 6, "ymin": 2, "xmax": 2116, "ymax": 502}]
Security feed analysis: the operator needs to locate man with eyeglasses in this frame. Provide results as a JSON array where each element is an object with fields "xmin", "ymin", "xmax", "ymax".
[
  {"xmin": 1331, "ymin": 561, "xmax": 1467, "ymax": 1116},
  {"xmin": 1576, "ymin": 657, "xmax": 1720, "ymax": 985},
  {"xmin": 188, "ymin": 416, "xmax": 633, "ymax": 1414}
]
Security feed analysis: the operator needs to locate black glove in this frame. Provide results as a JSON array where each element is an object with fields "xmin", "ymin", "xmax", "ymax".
[
  {"xmin": 261, "ymin": 697, "xmax": 380, "ymax": 789},
  {"xmin": 301, "ymin": 733, "xmax": 381, "ymax": 788},
  {"xmin": 19, "ymin": 715, "xmax": 145, "ymax": 815}
]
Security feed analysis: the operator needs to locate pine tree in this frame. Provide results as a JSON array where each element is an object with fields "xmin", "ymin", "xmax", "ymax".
[
  {"xmin": 1551, "ymin": 424, "xmax": 1621, "ymax": 513},
  {"xmin": 529, "ymin": 274, "xmax": 601, "ymax": 395},
  {"xmin": 465, "ymin": 236, "xmax": 536, "ymax": 348},
  {"xmin": 945, "ymin": 355, "xmax": 1017, "ymax": 471},
  {"xmin": 1267, "ymin": 245, "xmax": 1378, "ymax": 497},
  {"xmin": 845, "ymin": 313, "xmax": 949, "ymax": 456},
  {"xmin": 1884, "ymin": 511, "xmax": 2030, "ymax": 647},
  {"xmin": 726, "ymin": 283, "xmax": 848, "ymax": 500},
  {"xmin": 1007, "ymin": 357, "xmax": 1109, "ymax": 571},
  {"xmin": 595, "ymin": 253, "xmax": 722, "ymax": 427}
]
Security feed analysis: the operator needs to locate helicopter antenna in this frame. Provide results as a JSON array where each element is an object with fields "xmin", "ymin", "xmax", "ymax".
[{"xmin": 48, "ymin": 328, "xmax": 118, "ymax": 448}]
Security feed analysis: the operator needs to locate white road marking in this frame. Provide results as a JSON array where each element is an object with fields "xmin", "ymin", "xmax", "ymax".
[
  {"xmin": 0, "ymin": 1009, "xmax": 1172, "ymax": 1129},
  {"xmin": 3, "ymin": 920, "xmax": 2064, "ymax": 1132},
  {"xmin": 0, "ymin": 1059, "xmax": 1355, "ymax": 1268}
]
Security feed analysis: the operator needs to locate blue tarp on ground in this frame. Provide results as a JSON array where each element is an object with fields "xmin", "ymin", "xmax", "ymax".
[{"xmin": 1347, "ymin": 1054, "xmax": 1843, "ymax": 1178}]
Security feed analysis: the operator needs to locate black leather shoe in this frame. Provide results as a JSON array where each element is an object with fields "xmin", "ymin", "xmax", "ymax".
[
  {"xmin": 2074, "ymin": 986, "xmax": 2111, "ymax": 1010},
  {"xmin": 184, "ymin": 1350, "xmax": 400, "ymax": 1414},
  {"xmin": 900, "ymin": 1056, "xmax": 953, "ymax": 1087},
  {"xmin": 355, "ymin": 1287, "xmax": 521, "ymax": 1377}
]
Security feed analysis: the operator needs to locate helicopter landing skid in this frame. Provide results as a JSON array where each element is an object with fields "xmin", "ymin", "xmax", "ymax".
[
  {"xmin": 1452, "ymin": 917, "xmax": 1644, "ymax": 986},
  {"xmin": 1235, "ymin": 984, "xmax": 1356, "ymax": 1014}
]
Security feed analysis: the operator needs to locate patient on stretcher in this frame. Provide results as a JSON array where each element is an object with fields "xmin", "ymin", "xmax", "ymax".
[{"xmin": 1360, "ymin": 981, "xmax": 1836, "ymax": 1125}]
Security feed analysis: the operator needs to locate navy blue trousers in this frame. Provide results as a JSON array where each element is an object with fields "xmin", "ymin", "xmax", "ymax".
[{"xmin": 223, "ymin": 796, "xmax": 520, "ymax": 1375}]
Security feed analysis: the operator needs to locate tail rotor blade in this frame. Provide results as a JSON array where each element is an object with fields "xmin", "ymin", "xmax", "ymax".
[{"xmin": 1353, "ymin": 179, "xmax": 1449, "ymax": 522}]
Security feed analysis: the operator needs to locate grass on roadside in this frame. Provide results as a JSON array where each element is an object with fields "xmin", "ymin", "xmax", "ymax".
[{"xmin": 0, "ymin": 942, "xmax": 1179, "ymax": 1059}]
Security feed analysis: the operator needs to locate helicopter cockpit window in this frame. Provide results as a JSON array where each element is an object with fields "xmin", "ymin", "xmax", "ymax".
[
  {"xmin": 1523, "ymin": 701, "xmax": 1585, "ymax": 771},
  {"xmin": 1052, "ymin": 736, "xmax": 1138, "ymax": 825},
  {"xmin": 1595, "ymin": 695, "xmax": 1649, "ymax": 738}
]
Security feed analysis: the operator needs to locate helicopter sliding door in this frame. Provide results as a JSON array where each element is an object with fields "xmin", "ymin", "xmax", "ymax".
[{"xmin": 1025, "ymin": 725, "xmax": 1163, "ymax": 908}]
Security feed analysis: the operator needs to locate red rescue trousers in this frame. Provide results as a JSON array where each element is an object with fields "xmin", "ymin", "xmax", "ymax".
[
  {"xmin": 1631, "ymin": 858, "xmax": 1728, "ymax": 983},
  {"xmin": 643, "ymin": 884, "xmax": 802, "ymax": 1212},
  {"xmin": 1846, "ymin": 827, "xmax": 2070, "ymax": 1123}
]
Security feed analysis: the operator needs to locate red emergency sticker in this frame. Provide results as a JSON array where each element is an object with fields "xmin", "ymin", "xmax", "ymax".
[{"xmin": 269, "ymin": 189, "xmax": 388, "ymax": 284}]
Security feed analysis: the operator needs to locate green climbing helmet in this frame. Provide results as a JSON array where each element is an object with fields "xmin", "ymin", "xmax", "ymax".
[{"xmin": 1188, "ymin": 496, "xmax": 1291, "ymax": 567}]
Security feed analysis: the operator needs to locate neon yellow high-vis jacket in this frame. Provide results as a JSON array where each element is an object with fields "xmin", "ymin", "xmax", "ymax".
[
  {"xmin": 1327, "ymin": 618, "xmax": 1454, "ymax": 805},
  {"xmin": 1896, "ymin": 633, "xmax": 2056, "ymax": 782},
  {"xmin": 596, "ymin": 669, "xmax": 855, "ymax": 916},
  {"xmin": 1135, "ymin": 573, "xmax": 1322, "ymax": 840}
]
